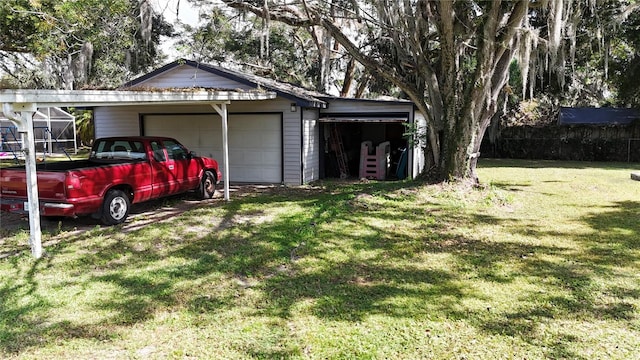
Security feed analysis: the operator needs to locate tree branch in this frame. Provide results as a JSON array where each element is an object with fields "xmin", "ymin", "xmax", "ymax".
[{"xmin": 222, "ymin": 0, "xmax": 315, "ymax": 27}]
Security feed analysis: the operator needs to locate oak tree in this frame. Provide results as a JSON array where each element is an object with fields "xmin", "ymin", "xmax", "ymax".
[{"xmin": 223, "ymin": 0, "xmax": 638, "ymax": 183}]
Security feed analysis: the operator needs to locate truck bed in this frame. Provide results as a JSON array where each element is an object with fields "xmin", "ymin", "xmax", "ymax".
[{"xmin": 4, "ymin": 159, "xmax": 140, "ymax": 171}]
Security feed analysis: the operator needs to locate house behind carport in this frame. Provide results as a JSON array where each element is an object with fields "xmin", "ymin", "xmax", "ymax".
[{"xmin": 94, "ymin": 59, "xmax": 426, "ymax": 185}]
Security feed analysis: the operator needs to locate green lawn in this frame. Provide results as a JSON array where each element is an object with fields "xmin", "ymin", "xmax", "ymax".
[
  {"xmin": 1, "ymin": 159, "xmax": 639, "ymax": 359},
  {"xmin": 0, "ymin": 149, "xmax": 89, "ymax": 168}
]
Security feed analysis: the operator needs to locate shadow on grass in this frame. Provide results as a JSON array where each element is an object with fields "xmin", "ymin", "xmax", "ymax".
[
  {"xmin": 1, "ymin": 180, "xmax": 638, "ymax": 358},
  {"xmin": 479, "ymin": 158, "xmax": 635, "ymax": 170},
  {"xmin": 0, "ymin": 258, "xmax": 52, "ymax": 354},
  {"xmin": 465, "ymin": 199, "xmax": 639, "ymax": 358}
]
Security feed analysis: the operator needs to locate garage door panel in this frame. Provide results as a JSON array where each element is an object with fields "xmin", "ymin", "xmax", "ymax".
[
  {"xmin": 232, "ymin": 166, "xmax": 281, "ymax": 183},
  {"xmin": 144, "ymin": 114, "xmax": 282, "ymax": 183},
  {"xmin": 229, "ymin": 131, "xmax": 279, "ymax": 147},
  {"xmin": 235, "ymin": 151, "xmax": 277, "ymax": 166},
  {"xmin": 259, "ymin": 150, "xmax": 281, "ymax": 163},
  {"xmin": 231, "ymin": 150, "xmax": 280, "ymax": 165},
  {"xmin": 231, "ymin": 119, "xmax": 269, "ymax": 131}
]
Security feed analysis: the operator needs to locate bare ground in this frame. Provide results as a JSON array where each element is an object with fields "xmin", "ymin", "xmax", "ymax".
[{"xmin": 0, "ymin": 185, "xmax": 286, "ymax": 236}]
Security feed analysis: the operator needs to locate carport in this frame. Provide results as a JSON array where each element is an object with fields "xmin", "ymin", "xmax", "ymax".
[{"xmin": 0, "ymin": 88, "xmax": 276, "ymax": 259}]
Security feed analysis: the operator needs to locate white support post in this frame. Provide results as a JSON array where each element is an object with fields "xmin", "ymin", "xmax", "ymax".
[
  {"xmin": 221, "ymin": 104, "xmax": 230, "ymax": 201},
  {"xmin": 46, "ymin": 107, "xmax": 53, "ymax": 155},
  {"xmin": 72, "ymin": 113, "xmax": 77, "ymax": 154},
  {"xmin": 210, "ymin": 103, "xmax": 231, "ymax": 201},
  {"xmin": 2, "ymin": 103, "xmax": 43, "ymax": 259}
]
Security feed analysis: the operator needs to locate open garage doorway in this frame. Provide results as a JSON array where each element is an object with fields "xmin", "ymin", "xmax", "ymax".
[{"xmin": 319, "ymin": 121, "xmax": 408, "ymax": 180}]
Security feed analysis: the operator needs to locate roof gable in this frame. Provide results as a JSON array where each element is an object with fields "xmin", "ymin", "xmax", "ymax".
[
  {"xmin": 124, "ymin": 59, "xmax": 327, "ymax": 108},
  {"xmin": 128, "ymin": 65, "xmax": 255, "ymax": 91}
]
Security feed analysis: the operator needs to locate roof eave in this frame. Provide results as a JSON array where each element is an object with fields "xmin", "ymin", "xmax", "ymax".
[{"xmin": 0, "ymin": 89, "xmax": 277, "ymax": 107}]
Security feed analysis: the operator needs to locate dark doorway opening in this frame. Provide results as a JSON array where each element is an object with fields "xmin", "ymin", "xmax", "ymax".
[{"xmin": 320, "ymin": 122, "xmax": 407, "ymax": 180}]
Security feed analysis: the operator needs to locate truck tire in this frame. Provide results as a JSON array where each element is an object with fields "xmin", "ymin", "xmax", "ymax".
[
  {"xmin": 101, "ymin": 189, "xmax": 130, "ymax": 225},
  {"xmin": 198, "ymin": 171, "xmax": 217, "ymax": 199}
]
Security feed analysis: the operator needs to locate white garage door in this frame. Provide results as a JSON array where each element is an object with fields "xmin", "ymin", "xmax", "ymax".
[{"xmin": 144, "ymin": 114, "xmax": 282, "ymax": 183}]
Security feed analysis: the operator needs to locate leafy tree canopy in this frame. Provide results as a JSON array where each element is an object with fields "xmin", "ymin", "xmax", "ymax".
[{"xmin": 0, "ymin": 0, "xmax": 173, "ymax": 89}]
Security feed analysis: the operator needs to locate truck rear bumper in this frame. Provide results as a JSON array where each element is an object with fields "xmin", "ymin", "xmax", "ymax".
[{"xmin": 1, "ymin": 198, "xmax": 76, "ymax": 217}]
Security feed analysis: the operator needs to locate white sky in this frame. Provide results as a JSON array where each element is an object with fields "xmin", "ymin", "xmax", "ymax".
[
  {"xmin": 150, "ymin": 0, "xmax": 202, "ymax": 59},
  {"xmin": 150, "ymin": 0, "xmax": 199, "ymax": 25}
]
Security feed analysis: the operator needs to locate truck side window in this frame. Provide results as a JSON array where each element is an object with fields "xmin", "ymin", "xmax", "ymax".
[
  {"xmin": 130, "ymin": 141, "xmax": 147, "ymax": 160},
  {"xmin": 92, "ymin": 141, "xmax": 111, "ymax": 159},
  {"xmin": 151, "ymin": 141, "xmax": 166, "ymax": 162},
  {"xmin": 164, "ymin": 139, "xmax": 188, "ymax": 160}
]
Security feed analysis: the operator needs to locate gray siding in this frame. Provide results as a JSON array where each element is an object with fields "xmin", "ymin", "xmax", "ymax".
[
  {"xmin": 134, "ymin": 64, "xmax": 254, "ymax": 90},
  {"xmin": 281, "ymin": 104, "xmax": 302, "ymax": 185},
  {"xmin": 94, "ymin": 98, "xmax": 303, "ymax": 185},
  {"xmin": 302, "ymin": 108, "xmax": 320, "ymax": 183}
]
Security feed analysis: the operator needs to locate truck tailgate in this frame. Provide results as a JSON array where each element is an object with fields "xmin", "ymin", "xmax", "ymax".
[{"xmin": 0, "ymin": 169, "xmax": 67, "ymax": 201}]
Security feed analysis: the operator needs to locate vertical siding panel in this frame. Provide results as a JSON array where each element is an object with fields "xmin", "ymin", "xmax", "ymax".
[
  {"xmin": 283, "ymin": 108, "xmax": 301, "ymax": 185},
  {"xmin": 303, "ymin": 108, "xmax": 320, "ymax": 183},
  {"xmin": 94, "ymin": 107, "xmax": 141, "ymax": 138},
  {"xmin": 134, "ymin": 65, "xmax": 254, "ymax": 90}
]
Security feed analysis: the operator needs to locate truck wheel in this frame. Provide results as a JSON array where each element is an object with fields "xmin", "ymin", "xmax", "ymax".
[
  {"xmin": 101, "ymin": 189, "xmax": 130, "ymax": 225},
  {"xmin": 198, "ymin": 171, "xmax": 217, "ymax": 199}
]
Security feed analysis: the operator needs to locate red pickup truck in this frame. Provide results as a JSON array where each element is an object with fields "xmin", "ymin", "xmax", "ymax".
[{"xmin": 0, "ymin": 136, "xmax": 221, "ymax": 225}]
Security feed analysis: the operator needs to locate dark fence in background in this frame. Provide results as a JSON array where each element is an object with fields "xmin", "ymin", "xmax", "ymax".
[{"xmin": 481, "ymin": 124, "xmax": 640, "ymax": 162}]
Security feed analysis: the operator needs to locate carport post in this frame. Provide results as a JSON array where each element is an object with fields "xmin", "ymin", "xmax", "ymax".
[
  {"xmin": 2, "ymin": 103, "xmax": 43, "ymax": 259},
  {"xmin": 210, "ymin": 103, "xmax": 230, "ymax": 201}
]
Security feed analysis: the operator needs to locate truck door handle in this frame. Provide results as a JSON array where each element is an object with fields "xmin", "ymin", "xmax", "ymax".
[{"xmin": 168, "ymin": 165, "xmax": 174, "ymax": 170}]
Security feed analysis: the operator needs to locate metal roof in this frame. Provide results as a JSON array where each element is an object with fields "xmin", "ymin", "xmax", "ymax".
[{"xmin": 558, "ymin": 107, "xmax": 640, "ymax": 125}]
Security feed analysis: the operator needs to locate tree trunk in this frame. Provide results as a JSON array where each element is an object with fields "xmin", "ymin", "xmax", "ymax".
[{"xmin": 340, "ymin": 58, "xmax": 355, "ymax": 97}]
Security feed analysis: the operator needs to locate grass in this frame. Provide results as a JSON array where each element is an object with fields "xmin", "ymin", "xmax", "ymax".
[
  {"xmin": 0, "ymin": 149, "xmax": 90, "ymax": 168},
  {"xmin": 1, "ymin": 159, "xmax": 639, "ymax": 359}
]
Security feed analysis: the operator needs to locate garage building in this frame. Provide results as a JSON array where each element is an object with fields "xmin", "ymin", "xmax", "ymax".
[{"xmin": 94, "ymin": 59, "xmax": 426, "ymax": 185}]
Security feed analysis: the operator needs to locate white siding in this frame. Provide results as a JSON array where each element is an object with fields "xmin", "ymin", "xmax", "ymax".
[
  {"xmin": 94, "ymin": 106, "xmax": 145, "ymax": 137},
  {"xmin": 282, "ymin": 108, "xmax": 302, "ymax": 185},
  {"xmin": 302, "ymin": 108, "xmax": 320, "ymax": 183},
  {"xmin": 135, "ymin": 64, "xmax": 254, "ymax": 90}
]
